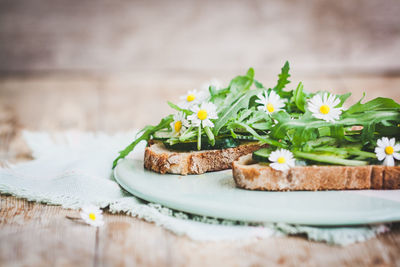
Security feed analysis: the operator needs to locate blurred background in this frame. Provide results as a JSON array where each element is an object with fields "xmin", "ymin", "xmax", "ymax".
[{"xmin": 0, "ymin": 0, "xmax": 399, "ymax": 136}]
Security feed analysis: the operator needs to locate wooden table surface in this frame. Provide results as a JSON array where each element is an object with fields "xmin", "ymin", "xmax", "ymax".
[{"xmin": 1, "ymin": 72, "xmax": 400, "ymax": 266}]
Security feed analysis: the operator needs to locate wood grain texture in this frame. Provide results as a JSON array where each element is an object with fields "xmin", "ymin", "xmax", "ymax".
[
  {"xmin": 1, "ymin": 196, "xmax": 400, "ymax": 266},
  {"xmin": 0, "ymin": 0, "xmax": 399, "ymax": 74},
  {"xmin": 0, "ymin": 73, "xmax": 400, "ymax": 266}
]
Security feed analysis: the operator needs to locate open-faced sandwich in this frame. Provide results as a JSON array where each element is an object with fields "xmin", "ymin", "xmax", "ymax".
[
  {"xmin": 113, "ymin": 62, "xmax": 400, "ymax": 189},
  {"xmin": 231, "ymin": 70, "xmax": 400, "ymax": 190}
]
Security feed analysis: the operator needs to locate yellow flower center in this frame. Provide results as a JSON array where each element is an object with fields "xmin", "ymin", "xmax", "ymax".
[
  {"xmin": 277, "ymin": 157, "xmax": 286, "ymax": 164},
  {"xmin": 385, "ymin": 146, "xmax": 394, "ymax": 155},
  {"xmin": 319, "ymin": 105, "xmax": 330, "ymax": 114},
  {"xmin": 186, "ymin": 94, "xmax": 195, "ymax": 102},
  {"xmin": 89, "ymin": 213, "xmax": 96, "ymax": 221},
  {"xmin": 267, "ymin": 103, "xmax": 275, "ymax": 113},
  {"xmin": 174, "ymin": 121, "xmax": 182, "ymax": 132},
  {"xmin": 197, "ymin": 109, "xmax": 208, "ymax": 120}
]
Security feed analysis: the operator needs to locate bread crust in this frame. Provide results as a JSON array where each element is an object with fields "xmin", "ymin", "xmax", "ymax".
[
  {"xmin": 232, "ymin": 154, "xmax": 400, "ymax": 191},
  {"xmin": 144, "ymin": 140, "xmax": 267, "ymax": 175}
]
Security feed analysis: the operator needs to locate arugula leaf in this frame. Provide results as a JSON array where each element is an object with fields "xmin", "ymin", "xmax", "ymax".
[
  {"xmin": 213, "ymin": 89, "xmax": 262, "ymax": 135},
  {"xmin": 228, "ymin": 68, "xmax": 254, "ymax": 95},
  {"xmin": 271, "ymin": 109, "xmax": 400, "ymax": 147},
  {"xmin": 237, "ymin": 109, "xmax": 272, "ymax": 130},
  {"xmin": 250, "ymin": 122, "xmax": 272, "ymax": 130},
  {"xmin": 330, "ymin": 124, "xmax": 346, "ymax": 142},
  {"xmin": 209, "ymin": 87, "xmax": 229, "ymax": 106},
  {"xmin": 293, "ymin": 82, "xmax": 306, "ymax": 112},
  {"xmin": 254, "ymin": 79, "xmax": 264, "ymax": 89},
  {"xmin": 246, "ymin": 68, "xmax": 255, "ymax": 81},
  {"xmin": 168, "ymin": 101, "xmax": 192, "ymax": 115},
  {"xmin": 337, "ymin": 92, "xmax": 351, "ymax": 107},
  {"xmin": 273, "ymin": 61, "xmax": 291, "ymax": 96},
  {"xmin": 112, "ymin": 115, "xmax": 173, "ymax": 168},
  {"xmin": 220, "ymin": 68, "xmax": 255, "ymax": 109},
  {"xmin": 228, "ymin": 121, "xmax": 284, "ymax": 148},
  {"xmin": 179, "ymin": 126, "xmax": 196, "ymax": 141},
  {"xmin": 244, "ymin": 110, "xmax": 270, "ymax": 124},
  {"xmin": 302, "ymin": 137, "xmax": 338, "ymax": 151},
  {"xmin": 235, "ymin": 108, "xmax": 255, "ymax": 123},
  {"xmin": 344, "ymin": 96, "xmax": 400, "ymax": 115}
]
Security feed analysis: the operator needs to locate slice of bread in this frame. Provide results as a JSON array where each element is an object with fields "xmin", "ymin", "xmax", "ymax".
[
  {"xmin": 232, "ymin": 154, "xmax": 400, "ymax": 191},
  {"xmin": 144, "ymin": 140, "xmax": 267, "ymax": 175}
]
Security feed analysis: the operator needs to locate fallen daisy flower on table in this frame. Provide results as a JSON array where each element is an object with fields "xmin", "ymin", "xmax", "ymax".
[{"xmin": 79, "ymin": 205, "xmax": 104, "ymax": 227}]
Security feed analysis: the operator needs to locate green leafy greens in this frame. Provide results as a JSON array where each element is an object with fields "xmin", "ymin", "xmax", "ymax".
[{"xmin": 112, "ymin": 62, "xmax": 400, "ymax": 169}]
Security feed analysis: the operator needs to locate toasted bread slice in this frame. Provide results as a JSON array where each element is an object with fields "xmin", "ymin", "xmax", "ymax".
[
  {"xmin": 232, "ymin": 154, "xmax": 400, "ymax": 191},
  {"xmin": 144, "ymin": 140, "xmax": 267, "ymax": 175}
]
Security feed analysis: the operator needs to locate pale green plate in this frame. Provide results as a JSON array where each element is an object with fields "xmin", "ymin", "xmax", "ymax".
[{"xmin": 114, "ymin": 158, "xmax": 400, "ymax": 225}]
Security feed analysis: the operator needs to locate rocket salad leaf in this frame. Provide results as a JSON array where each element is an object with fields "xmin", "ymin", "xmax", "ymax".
[
  {"xmin": 112, "ymin": 115, "xmax": 173, "ymax": 168},
  {"xmin": 274, "ymin": 61, "xmax": 291, "ymax": 97}
]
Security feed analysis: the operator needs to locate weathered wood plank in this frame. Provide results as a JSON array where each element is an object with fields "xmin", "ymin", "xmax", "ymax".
[
  {"xmin": 0, "ymin": 196, "xmax": 97, "ymax": 266},
  {"xmin": 0, "ymin": 0, "xmax": 399, "ymax": 74},
  {"xmin": 0, "ymin": 75, "xmax": 102, "ymax": 132},
  {"xmin": 1, "ymin": 196, "xmax": 399, "ymax": 267}
]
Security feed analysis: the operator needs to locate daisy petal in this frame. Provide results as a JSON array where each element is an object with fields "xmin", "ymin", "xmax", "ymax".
[
  {"xmin": 394, "ymin": 144, "xmax": 400, "ymax": 152},
  {"xmin": 384, "ymin": 156, "xmax": 395, "ymax": 166},
  {"xmin": 393, "ymin": 152, "xmax": 400, "ymax": 160},
  {"xmin": 270, "ymin": 162, "xmax": 289, "ymax": 171},
  {"xmin": 332, "ymin": 98, "xmax": 340, "ymax": 107},
  {"xmin": 382, "ymin": 137, "xmax": 389, "ymax": 146},
  {"xmin": 389, "ymin": 138, "xmax": 396, "ymax": 147},
  {"xmin": 202, "ymin": 119, "xmax": 214, "ymax": 128},
  {"xmin": 377, "ymin": 138, "xmax": 384, "ymax": 148}
]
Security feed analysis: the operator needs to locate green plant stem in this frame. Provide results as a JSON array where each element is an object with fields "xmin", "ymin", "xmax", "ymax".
[
  {"xmin": 293, "ymin": 151, "xmax": 368, "ymax": 166},
  {"xmin": 230, "ymin": 122, "xmax": 284, "ymax": 148},
  {"xmin": 197, "ymin": 126, "xmax": 202, "ymax": 150},
  {"xmin": 204, "ymin": 126, "xmax": 215, "ymax": 145}
]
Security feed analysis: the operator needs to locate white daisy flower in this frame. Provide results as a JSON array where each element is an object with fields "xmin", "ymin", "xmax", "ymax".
[
  {"xmin": 170, "ymin": 112, "xmax": 189, "ymax": 136},
  {"xmin": 255, "ymin": 90, "xmax": 285, "ymax": 114},
  {"xmin": 202, "ymin": 79, "xmax": 222, "ymax": 91},
  {"xmin": 307, "ymin": 93, "xmax": 342, "ymax": 122},
  {"xmin": 187, "ymin": 102, "xmax": 218, "ymax": 128},
  {"xmin": 80, "ymin": 205, "xmax": 104, "ymax": 227},
  {"xmin": 374, "ymin": 137, "xmax": 400, "ymax": 166},
  {"xmin": 268, "ymin": 149, "xmax": 296, "ymax": 171},
  {"xmin": 179, "ymin": 89, "xmax": 207, "ymax": 109}
]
